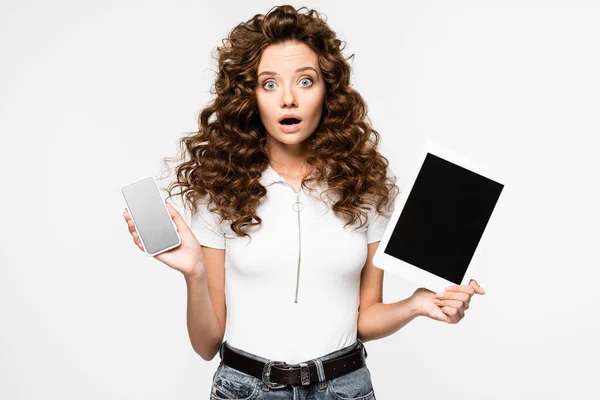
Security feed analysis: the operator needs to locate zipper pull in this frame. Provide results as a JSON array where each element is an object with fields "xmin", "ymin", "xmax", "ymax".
[{"xmin": 292, "ymin": 191, "xmax": 303, "ymax": 212}]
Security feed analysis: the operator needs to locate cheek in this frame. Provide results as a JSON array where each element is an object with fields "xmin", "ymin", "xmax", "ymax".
[
  {"xmin": 309, "ymin": 98, "xmax": 325, "ymax": 120},
  {"xmin": 309, "ymin": 90, "xmax": 325, "ymax": 115},
  {"xmin": 256, "ymin": 98, "xmax": 274, "ymax": 123}
]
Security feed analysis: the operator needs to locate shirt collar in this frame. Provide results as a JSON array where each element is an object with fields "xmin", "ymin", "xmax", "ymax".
[
  {"xmin": 259, "ymin": 163, "xmax": 284, "ymax": 187},
  {"xmin": 259, "ymin": 163, "xmax": 325, "ymax": 191}
]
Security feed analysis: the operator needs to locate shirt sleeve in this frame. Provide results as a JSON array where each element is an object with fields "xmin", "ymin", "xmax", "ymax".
[
  {"xmin": 190, "ymin": 200, "xmax": 226, "ymax": 250},
  {"xmin": 366, "ymin": 167, "xmax": 398, "ymax": 244},
  {"xmin": 367, "ymin": 201, "xmax": 395, "ymax": 244}
]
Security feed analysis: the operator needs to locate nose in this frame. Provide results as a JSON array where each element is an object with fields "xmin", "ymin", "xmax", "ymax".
[{"xmin": 280, "ymin": 84, "xmax": 297, "ymax": 108}]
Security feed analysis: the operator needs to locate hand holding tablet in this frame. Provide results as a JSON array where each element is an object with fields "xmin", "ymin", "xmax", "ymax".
[{"xmin": 373, "ymin": 141, "xmax": 507, "ymax": 294}]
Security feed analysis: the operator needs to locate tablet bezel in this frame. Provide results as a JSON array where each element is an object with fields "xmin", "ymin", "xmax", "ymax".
[{"xmin": 372, "ymin": 141, "xmax": 507, "ymax": 293}]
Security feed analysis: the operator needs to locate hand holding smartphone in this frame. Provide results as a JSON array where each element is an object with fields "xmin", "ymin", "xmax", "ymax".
[{"xmin": 121, "ymin": 177, "xmax": 205, "ymax": 277}]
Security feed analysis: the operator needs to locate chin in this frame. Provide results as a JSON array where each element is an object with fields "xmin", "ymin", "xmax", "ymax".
[{"xmin": 270, "ymin": 132, "xmax": 312, "ymax": 145}]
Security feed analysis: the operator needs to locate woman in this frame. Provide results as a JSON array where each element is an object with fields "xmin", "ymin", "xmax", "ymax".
[{"xmin": 123, "ymin": 5, "xmax": 485, "ymax": 399}]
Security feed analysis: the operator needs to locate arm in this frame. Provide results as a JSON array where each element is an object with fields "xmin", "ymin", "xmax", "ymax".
[
  {"xmin": 184, "ymin": 246, "xmax": 227, "ymax": 361},
  {"xmin": 357, "ymin": 242, "xmax": 424, "ymax": 342},
  {"xmin": 357, "ymin": 242, "xmax": 487, "ymax": 341}
]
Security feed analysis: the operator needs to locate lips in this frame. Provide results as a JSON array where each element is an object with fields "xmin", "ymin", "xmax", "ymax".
[
  {"xmin": 279, "ymin": 120, "xmax": 301, "ymax": 133},
  {"xmin": 278, "ymin": 114, "xmax": 302, "ymax": 125},
  {"xmin": 277, "ymin": 114, "xmax": 302, "ymax": 133}
]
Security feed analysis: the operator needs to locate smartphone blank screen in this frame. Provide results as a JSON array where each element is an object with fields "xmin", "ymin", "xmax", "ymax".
[{"xmin": 121, "ymin": 177, "xmax": 180, "ymax": 255}]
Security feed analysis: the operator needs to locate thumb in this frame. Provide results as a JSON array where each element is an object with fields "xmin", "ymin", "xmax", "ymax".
[
  {"xmin": 469, "ymin": 279, "xmax": 486, "ymax": 295},
  {"xmin": 165, "ymin": 201, "xmax": 189, "ymax": 232}
]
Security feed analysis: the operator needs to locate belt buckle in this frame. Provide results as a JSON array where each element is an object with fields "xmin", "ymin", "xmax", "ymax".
[
  {"xmin": 262, "ymin": 361, "xmax": 287, "ymax": 389},
  {"xmin": 299, "ymin": 362, "xmax": 310, "ymax": 386}
]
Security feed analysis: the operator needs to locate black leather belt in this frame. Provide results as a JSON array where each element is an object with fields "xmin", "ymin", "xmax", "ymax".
[{"xmin": 221, "ymin": 341, "xmax": 367, "ymax": 389}]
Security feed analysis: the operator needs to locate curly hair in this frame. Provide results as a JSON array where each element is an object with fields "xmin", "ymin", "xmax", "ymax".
[{"xmin": 161, "ymin": 5, "xmax": 400, "ymax": 239}]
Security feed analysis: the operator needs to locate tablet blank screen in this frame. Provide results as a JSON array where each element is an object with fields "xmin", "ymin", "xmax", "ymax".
[{"xmin": 384, "ymin": 153, "xmax": 504, "ymax": 284}]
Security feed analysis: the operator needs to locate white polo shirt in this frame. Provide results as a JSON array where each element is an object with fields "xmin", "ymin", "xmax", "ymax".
[{"xmin": 190, "ymin": 163, "xmax": 394, "ymax": 364}]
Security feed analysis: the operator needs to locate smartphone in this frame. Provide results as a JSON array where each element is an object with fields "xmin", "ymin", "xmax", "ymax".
[{"xmin": 120, "ymin": 176, "xmax": 181, "ymax": 256}]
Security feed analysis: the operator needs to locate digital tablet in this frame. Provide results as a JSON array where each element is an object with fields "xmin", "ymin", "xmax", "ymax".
[{"xmin": 372, "ymin": 141, "xmax": 507, "ymax": 293}]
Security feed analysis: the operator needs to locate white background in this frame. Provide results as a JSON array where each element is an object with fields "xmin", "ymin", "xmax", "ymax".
[{"xmin": 1, "ymin": 0, "xmax": 598, "ymax": 399}]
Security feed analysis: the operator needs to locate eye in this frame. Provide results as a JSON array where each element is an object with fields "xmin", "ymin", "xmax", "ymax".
[
  {"xmin": 263, "ymin": 81, "xmax": 277, "ymax": 90},
  {"xmin": 299, "ymin": 77, "xmax": 313, "ymax": 87}
]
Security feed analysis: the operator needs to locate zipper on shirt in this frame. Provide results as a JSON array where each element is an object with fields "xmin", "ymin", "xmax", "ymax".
[{"xmin": 291, "ymin": 188, "xmax": 303, "ymax": 303}]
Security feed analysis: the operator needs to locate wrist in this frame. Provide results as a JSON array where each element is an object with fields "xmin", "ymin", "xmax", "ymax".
[
  {"xmin": 183, "ymin": 261, "xmax": 206, "ymax": 281},
  {"xmin": 408, "ymin": 292, "xmax": 426, "ymax": 318}
]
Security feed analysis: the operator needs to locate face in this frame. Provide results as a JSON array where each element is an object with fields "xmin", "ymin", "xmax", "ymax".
[{"xmin": 255, "ymin": 41, "xmax": 326, "ymax": 152}]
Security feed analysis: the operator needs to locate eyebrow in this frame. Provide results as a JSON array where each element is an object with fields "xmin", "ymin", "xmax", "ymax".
[{"xmin": 257, "ymin": 66, "xmax": 319, "ymax": 78}]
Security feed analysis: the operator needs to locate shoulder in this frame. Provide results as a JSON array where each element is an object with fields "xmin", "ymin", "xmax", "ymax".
[
  {"xmin": 189, "ymin": 196, "xmax": 229, "ymax": 248},
  {"xmin": 190, "ymin": 196, "xmax": 226, "ymax": 228},
  {"xmin": 370, "ymin": 165, "xmax": 399, "ymax": 218}
]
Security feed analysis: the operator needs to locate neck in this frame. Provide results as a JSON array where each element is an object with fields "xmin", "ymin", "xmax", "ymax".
[{"xmin": 264, "ymin": 138, "xmax": 311, "ymax": 178}]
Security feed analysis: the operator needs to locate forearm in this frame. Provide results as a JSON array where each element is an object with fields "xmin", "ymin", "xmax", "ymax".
[
  {"xmin": 184, "ymin": 269, "xmax": 224, "ymax": 361},
  {"xmin": 357, "ymin": 296, "xmax": 423, "ymax": 342}
]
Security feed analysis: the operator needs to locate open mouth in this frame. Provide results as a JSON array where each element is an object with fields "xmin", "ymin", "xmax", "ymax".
[
  {"xmin": 279, "ymin": 118, "xmax": 301, "ymax": 125},
  {"xmin": 278, "ymin": 117, "xmax": 302, "ymax": 133}
]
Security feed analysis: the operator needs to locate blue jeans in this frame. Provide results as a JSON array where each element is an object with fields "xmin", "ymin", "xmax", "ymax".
[{"xmin": 210, "ymin": 340, "xmax": 376, "ymax": 400}]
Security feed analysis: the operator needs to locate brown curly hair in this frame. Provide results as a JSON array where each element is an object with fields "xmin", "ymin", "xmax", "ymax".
[{"xmin": 161, "ymin": 5, "xmax": 400, "ymax": 239}]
